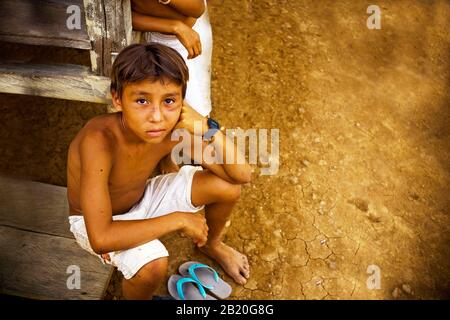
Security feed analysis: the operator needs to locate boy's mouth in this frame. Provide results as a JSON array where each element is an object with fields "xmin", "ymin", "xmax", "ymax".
[{"xmin": 146, "ymin": 129, "xmax": 166, "ymax": 137}]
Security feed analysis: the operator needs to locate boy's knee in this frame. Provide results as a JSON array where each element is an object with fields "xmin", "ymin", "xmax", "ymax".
[
  {"xmin": 219, "ymin": 182, "xmax": 241, "ymax": 202},
  {"xmin": 230, "ymin": 184, "xmax": 241, "ymax": 201},
  {"xmin": 134, "ymin": 257, "xmax": 168, "ymax": 285}
]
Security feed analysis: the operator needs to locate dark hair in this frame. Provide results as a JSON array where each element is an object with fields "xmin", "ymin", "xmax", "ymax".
[{"xmin": 110, "ymin": 43, "xmax": 189, "ymax": 98}]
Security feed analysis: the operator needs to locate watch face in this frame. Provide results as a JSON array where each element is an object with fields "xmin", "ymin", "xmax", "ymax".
[{"xmin": 207, "ymin": 118, "xmax": 220, "ymax": 130}]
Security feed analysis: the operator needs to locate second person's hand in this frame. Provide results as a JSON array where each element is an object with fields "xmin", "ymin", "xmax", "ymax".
[{"xmin": 174, "ymin": 21, "xmax": 202, "ymax": 59}]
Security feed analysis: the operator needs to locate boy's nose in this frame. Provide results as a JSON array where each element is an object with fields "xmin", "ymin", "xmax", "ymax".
[{"xmin": 147, "ymin": 105, "xmax": 162, "ymax": 122}]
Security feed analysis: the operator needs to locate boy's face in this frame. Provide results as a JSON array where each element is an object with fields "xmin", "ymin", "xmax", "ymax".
[{"xmin": 112, "ymin": 78, "xmax": 183, "ymax": 144}]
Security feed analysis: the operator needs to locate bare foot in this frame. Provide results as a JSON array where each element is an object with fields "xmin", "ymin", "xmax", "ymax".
[{"xmin": 199, "ymin": 242, "xmax": 250, "ymax": 285}]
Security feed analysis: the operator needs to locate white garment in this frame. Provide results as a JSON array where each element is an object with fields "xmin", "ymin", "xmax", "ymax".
[
  {"xmin": 148, "ymin": 1, "xmax": 213, "ymax": 117},
  {"xmin": 68, "ymin": 165, "xmax": 204, "ymax": 279}
]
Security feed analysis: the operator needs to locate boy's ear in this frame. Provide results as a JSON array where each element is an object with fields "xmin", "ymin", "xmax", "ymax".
[{"xmin": 110, "ymin": 90, "xmax": 123, "ymax": 111}]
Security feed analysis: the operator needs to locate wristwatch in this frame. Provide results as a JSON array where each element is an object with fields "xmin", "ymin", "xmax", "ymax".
[
  {"xmin": 203, "ymin": 117, "xmax": 221, "ymax": 142},
  {"xmin": 158, "ymin": 0, "xmax": 171, "ymax": 4}
]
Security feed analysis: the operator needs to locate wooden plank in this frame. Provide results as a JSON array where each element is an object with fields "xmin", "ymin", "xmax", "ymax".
[
  {"xmin": 0, "ymin": 175, "xmax": 72, "ymax": 238},
  {"xmin": 103, "ymin": 0, "xmax": 134, "ymax": 75},
  {"xmin": 0, "ymin": 226, "xmax": 113, "ymax": 300},
  {"xmin": 122, "ymin": 0, "xmax": 134, "ymax": 48},
  {"xmin": 84, "ymin": 0, "xmax": 133, "ymax": 76},
  {"xmin": 0, "ymin": 62, "xmax": 111, "ymax": 104},
  {"xmin": 83, "ymin": 0, "xmax": 106, "ymax": 75},
  {"xmin": 0, "ymin": 0, "xmax": 91, "ymax": 50}
]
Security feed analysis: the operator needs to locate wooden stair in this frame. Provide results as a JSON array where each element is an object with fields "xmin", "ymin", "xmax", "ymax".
[
  {"xmin": 0, "ymin": 0, "xmax": 134, "ymax": 103},
  {"xmin": 0, "ymin": 0, "xmax": 141, "ymax": 299},
  {"xmin": 0, "ymin": 175, "xmax": 113, "ymax": 300},
  {"xmin": 0, "ymin": 62, "xmax": 111, "ymax": 104}
]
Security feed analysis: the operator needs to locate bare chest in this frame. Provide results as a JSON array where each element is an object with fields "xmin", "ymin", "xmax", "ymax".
[{"xmin": 108, "ymin": 147, "xmax": 165, "ymax": 194}]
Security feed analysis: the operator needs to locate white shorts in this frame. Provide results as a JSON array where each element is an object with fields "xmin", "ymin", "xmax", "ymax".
[
  {"xmin": 147, "ymin": 0, "xmax": 213, "ymax": 117},
  {"xmin": 68, "ymin": 165, "xmax": 204, "ymax": 280}
]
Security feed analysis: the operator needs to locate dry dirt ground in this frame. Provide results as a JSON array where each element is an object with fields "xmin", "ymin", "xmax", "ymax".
[{"xmin": 1, "ymin": 0, "xmax": 449, "ymax": 299}]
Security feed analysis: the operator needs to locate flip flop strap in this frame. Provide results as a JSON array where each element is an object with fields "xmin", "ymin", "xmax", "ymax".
[
  {"xmin": 188, "ymin": 263, "xmax": 219, "ymax": 290},
  {"xmin": 176, "ymin": 277, "xmax": 207, "ymax": 300}
]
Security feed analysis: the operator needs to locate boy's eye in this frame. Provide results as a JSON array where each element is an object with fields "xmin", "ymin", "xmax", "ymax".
[
  {"xmin": 136, "ymin": 98, "xmax": 148, "ymax": 105},
  {"xmin": 164, "ymin": 98, "xmax": 175, "ymax": 105}
]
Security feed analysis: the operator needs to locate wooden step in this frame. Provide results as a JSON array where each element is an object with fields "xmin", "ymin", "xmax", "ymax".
[
  {"xmin": 0, "ymin": 0, "xmax": 90, "ymax": 50},
  {"xmin": 0, "ymin": 62, "xmax": 111, "ymax": 104},
  {"xmin": 0, "ymin": 175, "xmax": 113, "ymax": 300}
]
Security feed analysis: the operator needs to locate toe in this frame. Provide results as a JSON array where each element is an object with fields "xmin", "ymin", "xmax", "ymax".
[
  {"xmin": 237, "ymin": 276, "xmax": 247, "ymax": 285},
  {"xmin": 233, "ymin": 271, "xmax": 247, "ymax": 285},
  {"xmin": 242, "ymin": 258, "xmax": 250, "ymax": 270},
  {"xmin": 240, "ymin": 264, "xmax": 250, "ymax": 278}
]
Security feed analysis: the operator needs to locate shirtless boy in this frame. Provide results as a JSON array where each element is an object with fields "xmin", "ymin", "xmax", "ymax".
[{"xmin": 67, "ymin": 43, "xmax": 251, "ymax": 299}]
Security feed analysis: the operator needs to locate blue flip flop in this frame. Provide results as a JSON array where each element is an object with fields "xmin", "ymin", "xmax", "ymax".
[
  {"xmin": 179, "ymin": 261, "xmax": 232, "ymax": 299},
  {"xmin": 167, "ymin": 274, "xmax": 216, "ymax": 300}
]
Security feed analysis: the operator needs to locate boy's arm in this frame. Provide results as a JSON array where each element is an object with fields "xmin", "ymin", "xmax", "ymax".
[
  {"xmin": 174, "ymin": 104, "xmax": 252, "ymax": 184},
  {"xmin": 198, "ymin": 131, "xmax": 253, "ymax": 184},
  {"xmin": 79, "ymin": 130, "xmax": 207, "ymax": 254}
]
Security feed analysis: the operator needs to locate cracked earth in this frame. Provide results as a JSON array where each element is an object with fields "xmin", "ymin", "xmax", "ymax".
[
  {"xmin": 152, "ymin": 0, "xmax": 450, "ymax": 300},
  {"xmin": 104, "ymin": 0, "xmax": 450, "ymax": 300},
  {"xmin": 1, "ymin": 0, "xmax": 448, "ymax": 300}
]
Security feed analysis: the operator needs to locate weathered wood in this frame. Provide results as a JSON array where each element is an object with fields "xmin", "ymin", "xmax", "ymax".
[
  {"xmin": 122, "ymin": 0, "xmax": 134, "ymax": 47},
  {"xmin": 0, "ymin": 62, "xmax": 111, "ymax": 103},
  {"xmin": 83, "ymin": 0, "xmax": 133, "ymax": 76},
  {"xmin": 0, "ymin": 226, "xmax": 113, "ymax": 300},
  {"xmin": 83, "ymin": 0, "xmax": 106, "ymax": 75},
  {"xmin": 0, "ymin": 0, "xmax": 132, "ymax": 102},
  {"xmin": 0, "ymin": 175, "xmax": 113, "ymax": 300},
  {"xmin": 0, "ymin": 175, "xmax": 72, "ymax": 238},
  {"xmin": 103, "ymin": 0, "xmax": 134, "ymax": 73},
  {"xmin": 132, "ymin": 31, "xmax": 143, "ymax": 44},
  {"xmin": 0, "ymin": 0, "xmax": 91, "ymax": 50}
]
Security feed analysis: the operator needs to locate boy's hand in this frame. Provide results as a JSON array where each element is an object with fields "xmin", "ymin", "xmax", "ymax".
[
  {"xmin": 174, "ymin": 21, "xmax": 202, "ymax": 59},
  {"xmin": 174, "ymin": 101, "xmax": 208, "ymax": 136},
  {"xmin": 180, "ymin": 213, "xmax": 209, "ymax": 247}
]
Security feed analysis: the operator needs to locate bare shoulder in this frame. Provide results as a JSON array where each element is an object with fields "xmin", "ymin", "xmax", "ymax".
[
  {"xmin": 74, "ymin": 114, "xmax": 120, "ymax": 165},
  {"xmin": 67, "ymin": 114, "xmax": 119, "ymax": 212}
]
